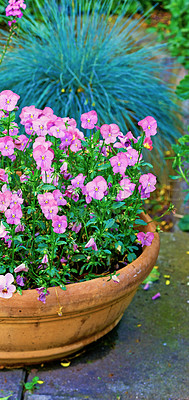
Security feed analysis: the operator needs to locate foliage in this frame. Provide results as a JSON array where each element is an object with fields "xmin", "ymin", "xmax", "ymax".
[
  {"xmin": 155, "ymin": 0, "xmax": 189, "ymax": 69},
  {"xmin": 169, "ymin": 131, "xmax": 189, "ymax": 231},
  {"xmin": 0, "ymin": 91, "xmax": 171, "ymax": 302},
  {"xmin": 0, "ymin": 0, "xmax": 181, "ymax": 161},
  {"xmin": 176, "ymin": 73, "xmax": 189, "ymax": 100}
]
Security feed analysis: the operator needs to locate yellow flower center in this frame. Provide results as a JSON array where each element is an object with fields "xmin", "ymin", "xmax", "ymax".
[
  {"xmin": 58, "ymin": 224, "xmax": 61, "ymax": 227},
  {"xmin": 12, "ymin": 214, "xmax": 15, "ymax": 218},
  {"xmin": 40, "ymin": 125, "xmax": 43, "ymax": 130},
  {"xmin": 5, "ymin": 146, "xmax": 8, "ymax": 149},
  {"xmin": 6, "ymin": 100, "xmax": 10, "ymax": 104},
  {"xmin": 95, "ymin": 187, "xmax": 98, "ymax": 191},
  {"xmin": 2, "ymin": 287, "xmax": 8, "ymax": 293},
  {"xmin": 87, "ymin": 119, "xmax": 90, "ymax": 123},
  {"xmin": 118, "ymin": 162, "xmax": 121, "ymax": 166},
  {"xmin": 42, "ymin": 156, "xmax": 45, "ymax": 160},
  {"xmin": 148, "ymin": 125, "xmax": 151, "ymax": 129}
]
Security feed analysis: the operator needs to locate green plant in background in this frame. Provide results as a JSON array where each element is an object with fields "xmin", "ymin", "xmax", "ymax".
[
  {"xmin": 169, "ymin": 132, "xmax": 189, "ymax": 231},
  {"xmin": 0, "ymin": 0, "xmax": 182, "ymax": 160},
  {"xmin": 148, "ymin": 0, "xmax": 189, "ymax": 100}
]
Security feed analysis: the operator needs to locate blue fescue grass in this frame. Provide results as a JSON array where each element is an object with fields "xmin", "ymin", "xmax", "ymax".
[{"xmin": 0, "ymin": 0, "xmax": 182, "ymax": 159}]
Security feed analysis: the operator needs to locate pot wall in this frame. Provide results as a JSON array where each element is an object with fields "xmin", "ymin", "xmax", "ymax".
[{"xmin": 0, "ymin": 214, "xmax": 160, "ymax": 365}]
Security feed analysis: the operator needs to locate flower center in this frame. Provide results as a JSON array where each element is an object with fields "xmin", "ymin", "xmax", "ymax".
[
  {"xmin": 87, "ymin": 119, "xmax": 90, "ymax": 123},
  {"xmin": 148, "ymin": 125, "xmax": 151, "ymax": 130},
  {"xmin": 95, "ymin": 187, "xmax": 98, "ymax": 191},
  {"xmin": 6, "ymin": 100, "xmax": 10, "ymax": 104},
  {"xmin": 42, "ymin": 156, "xmax": 45, "ymax": 160},
  {"xmin": 12, "ymin": 214, "xmax": 15, "ymax": 218},
  {"xmin": 118, "ymin": 162, "xmax": 121, "ymax": 166},
  {"xmin": 40, "ymin": 125, "xmax": 43, "ymax": 130},
  {"xmin": 58, "ymin": 224, "xmax": 61, "ymax": 227},
  {"xmin": 5, "ymin": 146, "xmax": 8, "ymax": 149},
  {"xmin": 2, "ymin": 287, "xmax": 8, "ymax": 293}
]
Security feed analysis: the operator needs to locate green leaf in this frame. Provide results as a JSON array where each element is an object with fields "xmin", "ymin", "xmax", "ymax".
[
  {"xmin": 41, "ymin": 184, "xmax": 57, "ymax": 191},
  {"xmin": 169, "ymin": 175, "xmax": 181, "ymax": 180},
  {"xmin": 112, "ymin": 201, "xmax": 125, "ymax": 209},
  {"xmin": 97, "ymin": 162, "xmax": 110, "ymax": 171},
  {"xmin": 184, "ymin": 192, "xmax": 189, "ymax": 204},
  {"xmin": 134, "ymin": 219, "xmax": 147, "ymax": 226},
  {"xmin": 104, "ymin": 218, "xmax": 115, "ymax": 229},
  {"xmin": 178, "ymin": 215, "xmax": 189, "ymax": 232}
]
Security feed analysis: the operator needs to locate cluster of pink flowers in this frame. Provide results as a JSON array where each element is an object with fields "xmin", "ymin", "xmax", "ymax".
[
  {"xmin": 5, "ymin": 0, "xmax": 26, "ymax": 26},
  {"xmin": 0, "ymin": 89, "xmax": 159, "ymax": 300}
]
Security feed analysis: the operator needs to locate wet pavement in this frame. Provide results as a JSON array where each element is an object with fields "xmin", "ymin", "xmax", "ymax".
[{"xmin": 0, "ymin": 231, "xmax": 188, "ymax": 400}]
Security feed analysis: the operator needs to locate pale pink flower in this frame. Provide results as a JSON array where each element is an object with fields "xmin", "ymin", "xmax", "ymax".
[
  {"xmin": 53, "ymin": 189, "xmax": 67, "ymax": 206},
  {"xmin": 126, "ymin": 148, "xmax": 139, "ymax": 166},
  {"xmin": 10, "ymin": 193, "xmax": 23, "ymax": 208},
  {"xmin": 116, "ymin": 178, "xmax": 136, "ymax": 201},
  {"xmin": 38, "ymin": 193, "xmax": 54, "ymax": 207},
  {"xmin": 42, "ymin": 254, "xmax": 49, "ymax": 264},
  {"xmin": 109, "ymin": 152, "xmax": 128, "ymax": 176},
  {"xmin": 143, "ymin": 137, "xmax": 153, "ymax": 151},
  {"xmin": 0, "ymin": 222, "xmax": 8, "ymax": 238},
  {"xmin": 100, "ymin": 124, "xmax": 120, "ymax": 144},
  {"xmin": 81, "ymin": 110, "xmax": 97, "ymax": 129},
  {"xmin": 32, "ymin": 116, "xmax": 50, "ymax": 137},
  {"xmin": 52, "ymin": 215, "xmax": 67, "ymax": 233},
  {"xmin": 0, "ymin": 169, "xmax": 8, "ymax": 183},
  {"xmin": 85, "ymin": 176, "xmax": 107, "ymax": 201},
  {"xmin": 85, "ymin": 237, "xmax": 98, "ymax": 251},
  {"xmin": 14, "ymin": 134, "xmax": 31, "ymax": 151},
  {"xmin": 5, "ymin": 204, "xmax": 22, "ymax": 225},
  {"xmin": 0, "ymin": 190, "xmax": 11, "ymax": 212},
  {"xmin": 0, "ymin": 273, "xmax": 16, "ymax": 299},
  {"xmin": 0, "ymin": 136, "xmax": 14, "ymax": 156},
  {"xmin": 0, "ymin": 90, "xmax": 20, "ymax": 112},
  {"xmin": 138, "ymin": 116, "xmax": 157, "ymax": 137},
  {"xmin": 14, "ymin": 263, "xmax": 28, "ymax": 273},
  {"xmin": 19, "ymin": 105, "xmax": 41, "ymax": 125},
  {"xmin": 71, "ymin": 174, "xmax": 86, "ymax": 188},
  {"xmin": 42, "ymin": 200, "xmax": 58, "ymax": 220},
  {"xmin": 33, "ymin": 145, "xmax": 54, "ymax": 171}
]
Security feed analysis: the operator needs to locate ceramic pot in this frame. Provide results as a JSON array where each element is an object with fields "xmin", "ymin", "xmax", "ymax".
[{"xmin": 0, "ymin": 213, "xmax": 160, "ymax": 366}]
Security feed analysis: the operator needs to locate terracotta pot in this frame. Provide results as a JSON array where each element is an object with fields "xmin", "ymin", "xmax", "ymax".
[{"xmin": 0, "ymin": 213, "xmax": 160, "ymax": 366}]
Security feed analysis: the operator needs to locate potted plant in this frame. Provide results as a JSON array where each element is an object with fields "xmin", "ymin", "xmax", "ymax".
[{"xmin": 0, "ymin": 90, "xmax": 164, "ymax": 365}]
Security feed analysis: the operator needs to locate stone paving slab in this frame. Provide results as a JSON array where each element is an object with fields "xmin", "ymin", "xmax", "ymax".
[
  {"xmin": 0, "ymin": 369, "xmax": 26, "ymax": 400},
  {"xmin": 23, "ymin": 232, "xmax": 189, "ymax": 400}
]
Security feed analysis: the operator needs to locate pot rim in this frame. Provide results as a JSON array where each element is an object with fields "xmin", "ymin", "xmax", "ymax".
[{"xmin": 0, "ymin": 213, "xmax": 160, "ymax": 317}]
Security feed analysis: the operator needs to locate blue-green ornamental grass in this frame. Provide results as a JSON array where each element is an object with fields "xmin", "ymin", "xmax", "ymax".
[{"xmin": 0, "ymin": 0, "xmax": 182, "ymax": 160}]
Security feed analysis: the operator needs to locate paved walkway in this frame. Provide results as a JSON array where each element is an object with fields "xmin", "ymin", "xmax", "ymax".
[{"xmin": 0, "ymin": 231, "xmax": 189, "ymax": 400}]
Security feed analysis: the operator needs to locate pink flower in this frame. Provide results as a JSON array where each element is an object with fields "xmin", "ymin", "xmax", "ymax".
[
  {"xmin": 33, "ymin": 145, "xmax": 54, "ymax": 171},
  {"xmin": 71, "ymin": 173, "xmax": 86, "ymax": 188},
  {"xmin": 100, "ymin": 124, "xmax": 120, "ymax": 144},
  {"xmin": 0, "ymin": 190, "xmax": 11, "ymax": 212},
  {"xmin": 32, "ymin": 116, "xmax": 50, "ymax": 137},
  {"xmin": 85, "ymin": 176, "xmax": 108, "ymax": 200},
  {"xmin": 20, "ymin": 174, "xmax": 29, "ymax": 183},
  {"xmin": 42, "ymin": 200, "xmax": 58, "ymax": 220},
  {"xmin": 5, "ymin": 204, "xmax": 22, "ymax": 225},
  {"xmin": 0, "ymin": 222, "xmax": 8, "ymax": 238},
  {"xmin": 0, "ymin": 169, "xmax": 8, "ymax": 183},
  {"xmin": 15, "ymin": 224, "xmax": 25, "ymax": 233},
  {"xmin": 81, "ymin": 110, "xmax": 97, "ymax": 129},
  {"xmin": 0, "ymin": 90, "xmax": 20, "ymax": 112},
  {"xmin": 38, "ymin": 192, "xmax": 54, "ymax": 207},
  {"xmin": 14, "ymin": 134, "xmax": 31, "ymax": 151},
  {"xmin": 41, "ymin": 254, "xmax": 49, "ymax": 264},
  {"xmin": 53, "ymin": 189, "xmax": 67, "ymax": 206},
  {"xmin": 14, "ymin": 263, "xmax": 28, "ymax": 273},
  {"xmin": 109, "ymin": 152, "xmax": 128, "ymax": 176},
  {"xmin": 0, "ymin": 273, "xmax": 16, "ymax": 299},
  {"xmin": 116, "ymin": 178, "xmax": 136, "ymax": 201},
  {"xmin": 126, "ymin": 148, "xmax": 139, "ymax": 166},
  {"xmin": 10, "ymin": 193, "xmax": 23, "ymax": 208},
  {"xmin": 19, "ymin": 105, "xmax": 41, "ymax": 125},
  {"xmin": 139, "ymin": 173, "xmax": 156, "ymax": 198},
  {"xmin": 137, "ymin": 232, "xmax": 154, "ymax": 247},
  {"xmin": 85, "ymin": 237, "xmax": 98, "ymax": 251},
  {"xmin": 52, "ymin": 215, "xmax": 67, "ymax": 233},
  {"xmin": 71, "ymin": 222, "xmax": 82, "ymax": 233},
  {"xmin": 138, "ymin": 116, "xmax": 157, "ymax": 137},
  {"xmin": 70, "ymin": 139, "xmax": 82, "ymax": 153},
  {"xmin": 0, "ymin": 136, "xmax": 14, "ymax": 156}
]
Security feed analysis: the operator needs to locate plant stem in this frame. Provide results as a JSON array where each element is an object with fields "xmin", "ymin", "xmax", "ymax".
[{"xmin": 0, "ymin": 24, "xmax": 16, "ymax": 66}]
